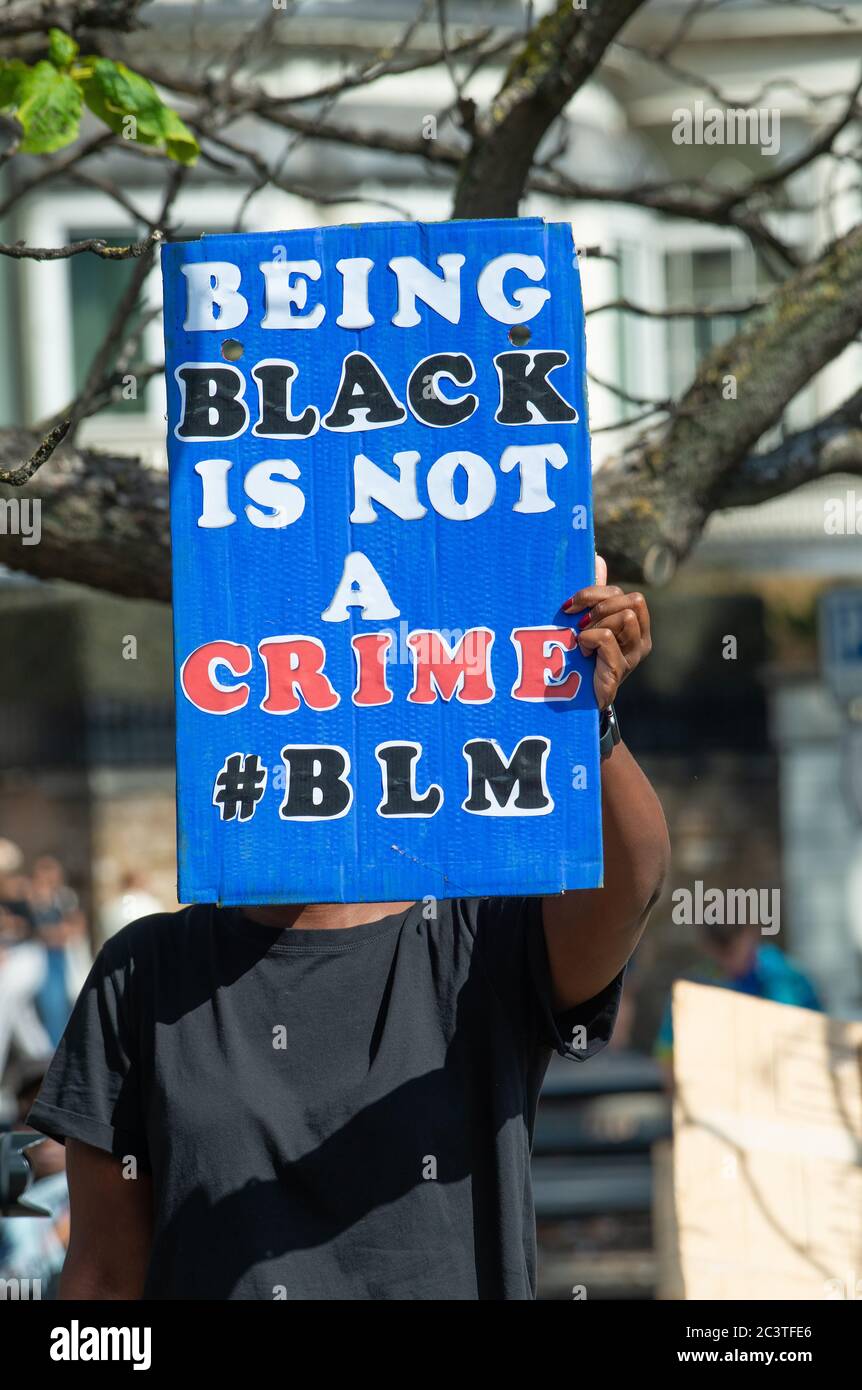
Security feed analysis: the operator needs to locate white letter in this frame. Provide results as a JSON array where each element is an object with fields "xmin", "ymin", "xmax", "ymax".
[
  {"xmin": 244, "ymin": 460, "xmax": 306, "ymax": 529},
  {"xmin": 671, "ymin": 108, "xmax": 691, "ymax": 146},
  {"xmin": 336, "ymin": 257, "xmax": 375, "ymax": 328},
  {"xmin": 390, "ymin": 253, "xmax": 464, "ymax": 327},
  {"xmin": 195, "ymin": 459, "xmax": 236, "ymax": 528},
  {"xmin": 50, "ymin": 1329, "xmax": 70, "ymax": 1362},
  {"xmin": 321, "ymin": 552, "xmax": 400, "ymax": 622},
  {"xmin": 499, "ymin": 443, "xmax": 568, "ymax": 513},
  {"xmin": 260, "ymin": 260, "xmax": 325, "ymax": 329},
  {"xmin": 350, "ymin": 451, "xmax": 427, "ymax": 523},
  {"xmin": 181, "ymin": 262, "xmax": 248, "ymax": 332},
  {"xmin": 427, "ymin": 451, "xmax": 496, "ymax": 521},
  {"xmin": 476, "ymin": 253, "xmax": 550, "ymax": 324}
]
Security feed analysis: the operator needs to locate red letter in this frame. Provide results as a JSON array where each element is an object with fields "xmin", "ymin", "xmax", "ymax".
[
  {"xmin": 352, "ymin": 632, "xmax": 393, "ymax": 706},
  {"xmin": 511, "ymin": 627, "xmax": 580, "ymax": 701},
  {"xmin": 180, "ymin": 640, "xmax": 251, "ymax": 714},
  {"xmin": 407, "ymin": 629, "xmax": 494, "ymax": 704},
  {"xmin": 259, "ymin": 635, "xmax": 339, "ymax": 713}
]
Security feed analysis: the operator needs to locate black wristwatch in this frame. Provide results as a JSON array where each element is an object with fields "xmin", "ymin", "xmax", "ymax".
[{"xmin": 599, "ymin": 703, "xmax": 621, "ymax": 761}]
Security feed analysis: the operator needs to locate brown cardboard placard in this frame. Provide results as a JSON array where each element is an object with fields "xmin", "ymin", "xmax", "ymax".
[{"xmin": 669, "ymin": 981, "xmax": 862, "ymax": 1300}]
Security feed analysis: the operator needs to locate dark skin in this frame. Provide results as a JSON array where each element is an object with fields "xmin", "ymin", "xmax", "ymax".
[{"xmin": 60, "ymin": 556, "xmax": 668, "ymax": 1298}]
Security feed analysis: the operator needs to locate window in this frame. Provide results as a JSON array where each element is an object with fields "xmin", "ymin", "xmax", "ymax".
[
  {"xmin": 664, "ymin": 244, "xmax": 770, "ymax": 397},
  {"xmin": 612, "ymin": 242, "xmax": 643, "ymax": 423},
  {"xmin": 68, "ymin": 228, "xmax": 150, "ymax": 414}
]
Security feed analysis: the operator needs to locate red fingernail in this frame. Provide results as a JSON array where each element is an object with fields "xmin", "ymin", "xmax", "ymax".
[{"xmin": 577, "ymin": 610, "xmax": 591, "ymax": 630}]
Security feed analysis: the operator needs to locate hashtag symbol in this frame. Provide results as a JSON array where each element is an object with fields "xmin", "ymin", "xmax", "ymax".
[{"xmin": 212, "ymin": 753, "xmax": 268, "ymax": 821}]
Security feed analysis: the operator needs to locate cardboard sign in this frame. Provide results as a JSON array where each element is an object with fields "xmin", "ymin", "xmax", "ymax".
[
  {"xmin": 667, "ymin": 982, "xmax": 862, "ymax": 1300},
  {"xmin": 161, "ymin": 217, "xmax": 601, "ymax": 905}
]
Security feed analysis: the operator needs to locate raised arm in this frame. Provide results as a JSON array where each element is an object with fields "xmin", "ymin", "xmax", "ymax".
[{"xmin": 542, "ymin": 561, "xmax": 670, "ymax": 1011}]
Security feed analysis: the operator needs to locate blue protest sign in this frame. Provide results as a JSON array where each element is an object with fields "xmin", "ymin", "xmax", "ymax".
[{"xmin": 161, "ymin": 217, "xmax": 601, "ymax": 904}]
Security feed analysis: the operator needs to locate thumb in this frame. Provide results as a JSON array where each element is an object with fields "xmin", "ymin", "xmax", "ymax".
[{"xmin": 595, "ymin": 553, "xmax": 608, "ymax": 587}]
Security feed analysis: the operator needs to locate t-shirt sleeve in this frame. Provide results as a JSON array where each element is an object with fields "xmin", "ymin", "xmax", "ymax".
[
  {"xmin": 26, "ymin": 931, "xmax": 150, "ymax": 1170},
  {"xmin": 462, "ymin": 895, "xmax": 624, "ymax": 1061}
]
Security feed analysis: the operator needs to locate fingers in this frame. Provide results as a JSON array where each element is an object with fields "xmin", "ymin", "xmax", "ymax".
[
  {"xmin": 563, "ymin": 584, "xmax": 622, "ymax": 613},
  {"xmin": 582, "ymin": 607, "xmax": 642, "ymax": 655},
  {"xmin": 585, "ymin": 591, "xmax": 651, "ymax": 646},
  {"xmin": 576, "ymin": 626, "xmax": 629, "ymax": 707},
  {"xmin": 561, "ymin": 566, "xmax": 654, "ymax": 707}
]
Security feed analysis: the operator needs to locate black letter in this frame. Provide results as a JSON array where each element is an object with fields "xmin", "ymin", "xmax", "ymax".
[
  {"xmin": 407, "ymin": 354, "xmax": 477, "ymax": 427},
  {"xmin": 376, "ymin": 743, "xmax": 442, "ymax": 817},
  {"xmin": 323, "ymin": 352, "xmax": 406, "ymax": 431},
  {"xmin": 462, "ymin": 737, "xmax": 552, "ymax": 814},
  {"xmin": 176, "ymin": 365, "xmax": 248, "ymax": 439},
  {"xmin": 279, "ymin": 746, "xmax": 353, "ymax": 819},
  {"xmin": 252, "ymin": 361, "xmax": 317, "ymax": 438},
  {"xmin": 494, "ymin": 351, "xmax": 577, "ymax": 425}
]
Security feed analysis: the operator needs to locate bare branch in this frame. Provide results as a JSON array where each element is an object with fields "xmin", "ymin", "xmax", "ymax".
[
  {"xmin": 0, "ymin": 0, "xmax": 143, "ymax": 40},
  {"xmin": 714, "ymin": 387, "xmax": 862, "ymax": 507},
  {"xmin": 724, "ymin": 67, "xmax": 862, "ymax": 210},
  {"xmin": 0, "ymin": 133, "xmax": 115, "ymax": 220},
  {"xmin": 453, "ymin": 0, "xmax": 646, "ymax": 218},
  {"xmin": 71, "ymin": 165, "xmax": 185, "ymax": 430},
  {"xmin": 0, "ymin": 432, "xmax": 171, "ymax": 599},
  {"xmin": 0, "ymin": 229, "xmax": 164, "ymax": 262},
  {"xmin": 593, "ymin": 220, "xmax": 862, "ymax": 581},
  {"xmin": 0, "ymin": 418, "xmax": 71, "ymax": 487},
  {"xmin": 587, "ymin": 370, "xmax": 672, "ymax": 413},
  {"xmin": 587, "ymin": 296, "xmax": 766, "ymax": 321}
]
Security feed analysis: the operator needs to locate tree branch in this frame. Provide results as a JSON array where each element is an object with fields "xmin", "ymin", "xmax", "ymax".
[
  {"xmin": 592, "ymin": 221, "xmax": 862, "ymax": 580},
  {"xmin": 0, "ymin": 432, "xmax": 171, "ymax": 598},
  {"xmin": 0, "ymin": 229, "xmax": 164, "ymax": 262},
  {"xmin": 0, "ymin": 0, "xmax": 143, "ymax": 40},
  {"xmin": 452, "ymin": 0, "xmax": 646, "ymax": 217},
  {"xmin": 714, "ymin": 387, "xmax": 862, "ymax": 508}
]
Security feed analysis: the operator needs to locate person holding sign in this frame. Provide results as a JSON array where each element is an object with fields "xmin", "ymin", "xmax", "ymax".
[
  {"xmin": 27, "ymin": 221, "xmax": 668, "ymax": 1300},
  {"xmin": 28, "ymin": 560, "xmax": 667, "ymax": 1302}
]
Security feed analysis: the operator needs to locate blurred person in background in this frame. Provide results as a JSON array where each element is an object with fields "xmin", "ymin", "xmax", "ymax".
[
  {"xmin": 0, "ymin": 1057, "xmax": 70, "ymax": 1298},
  {"xmin": 99, "ymin": 869, "xmax": 164, "ymax": 942},
  {"xmin": 654, "ymin": 919, "xmax": 822, "ymax": 1076},
  {"xmin": 34, "ymin": 908, "xmax": 92, "ymax": 1046},
  {"xmin": 29, "ymin": 855, "xmax": 78, "ymax": 930},
  {"xmin": 0, "ymin": 840, "xmax": 50, "ymax": 1086},
  {"xmin": 0, "ymin": 839, "xmax": 35, "ymax": 939},
  {"xmin": 29, "ymin": 858, "xmax": 90, "ymax": 1047}
]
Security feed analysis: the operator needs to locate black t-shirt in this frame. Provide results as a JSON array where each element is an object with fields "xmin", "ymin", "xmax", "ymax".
[{"xmin": 29, "ymin": 897, "xmax": 622, "ymax": 1301}]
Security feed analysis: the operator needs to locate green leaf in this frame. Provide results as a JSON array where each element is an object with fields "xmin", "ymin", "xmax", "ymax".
[
  {"xmin": 48, "ymin": 28, "xmax": 79, "ymax": 69},
  {"xmin": 83, "ymin": 58, "xmax": 170, "ymax": 145},
  {"xmin": 0, "ymin": 59, "xmax": 28, "ymax": 111},
  {"xmin": 160, "ymin": 105, "xmax": 199, "ymax": 166},
  {"xmin": 82, "ymin": 58, "xmax": 199, "ymax": 164},
  {"xmin": 16, "ymin": 61, "xmax": 82, "ymax": 154}
]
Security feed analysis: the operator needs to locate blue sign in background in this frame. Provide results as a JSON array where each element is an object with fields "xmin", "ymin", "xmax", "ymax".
[{"xmin": 162, "ymin": 217, "xmax": 601, "ymax": 904}]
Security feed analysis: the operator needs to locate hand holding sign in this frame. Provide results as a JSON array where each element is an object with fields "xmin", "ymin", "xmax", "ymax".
[{"xmin": 564, "ymin": 556, "xmax": 653, "ymax": 711}]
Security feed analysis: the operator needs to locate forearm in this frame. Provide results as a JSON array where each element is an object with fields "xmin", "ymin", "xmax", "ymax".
[
  {"xmin": 598, "ymin": 739, "xmax": 670, "ymax": 931},
  {"xmin": 60, "ymin": 1140, "xmax": 153, "ymax": 1300},
  {"xmin": 59, "ymin": 1250, "xmax": 145, "ymax": 1300},
  {"xmin": 542, "ymin": 741, "xmax": 669, "ymax": 1009}
]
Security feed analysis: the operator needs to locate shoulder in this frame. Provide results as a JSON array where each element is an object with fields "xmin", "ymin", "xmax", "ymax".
[{"xmin": 98, "ymin": 904, "xmax": 209, "ymax": 972}]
